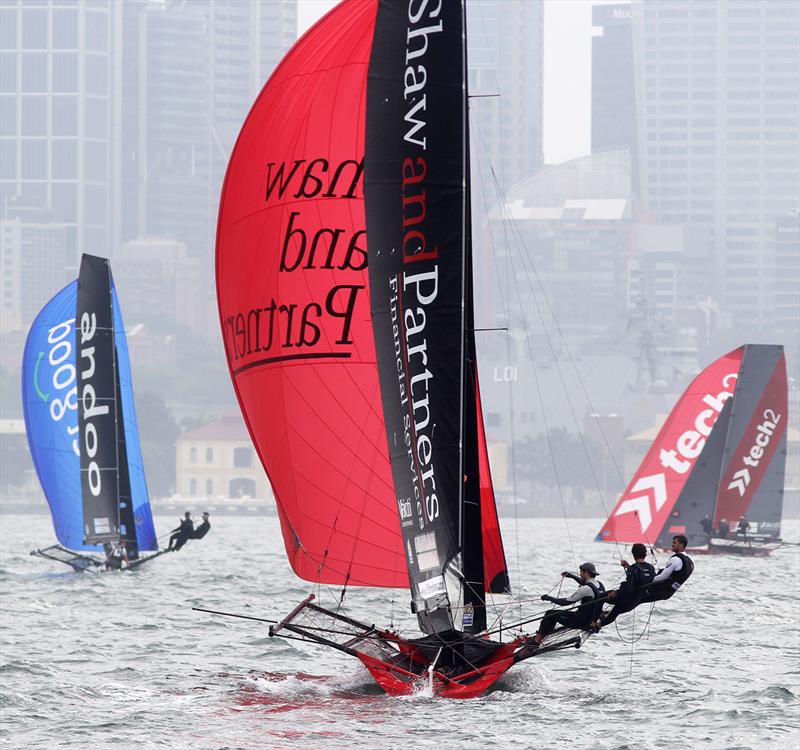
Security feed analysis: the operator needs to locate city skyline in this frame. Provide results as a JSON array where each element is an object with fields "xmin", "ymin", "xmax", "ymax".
[{"xmin": 1, "ymin": 0, "xmax": 798, "ymax": 505}]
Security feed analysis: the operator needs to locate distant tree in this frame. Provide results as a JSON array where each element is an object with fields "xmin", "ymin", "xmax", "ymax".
[
  {"xmin": 178, "ymin": 414, "xmax": 211, "ymax": 434},
  {"xmin": 134, "ymin": 391, "xmax": 180, "ymax": 498}
]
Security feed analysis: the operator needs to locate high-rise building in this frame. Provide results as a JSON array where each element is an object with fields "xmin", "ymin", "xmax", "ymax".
[
  {"xmin": 0, "ymin": 1, "xmax": 118, "ymax": 259},
  {"xmin": 468, "ymin": 0, "xmax": 544, "ymax": 190},
  {"xmin": 1, "ymin": 0, "xmax": 296, "ymax": 266},
  {"xmin": 114, "ymin": 236, "xmax": 208, "ymax": 336},
  {"xmin": 775, "ymin": 213, "xmax": 799, "ymax": 341},
  {"xmin": 632, "ymin": 0, "xmax": 800, "ymax": 334},
  {"xmin": 478, "ymin": 149, "xmax": 633, "ymax": 352},
  {"xmin": 591, "ymin": 4, "xmax": 640, "ymax": 193},
  {"xmin": 0, "ymin": 216, "xmax": 69, "ymax": 333},
  {"xmin": 120, "ymin": 0, "xmax": 297, "ymax": 258}
]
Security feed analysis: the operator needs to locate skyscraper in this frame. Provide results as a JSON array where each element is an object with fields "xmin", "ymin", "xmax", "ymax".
[
  {"xmin": 0, "ymin": 1, "xmax": 117, "ymax": 259},
  {"xmin": 632, "ymin": 0, "xmax": 799, "ymax": 335},
  {"xmin": 591, "ymin": 4, "xmax": 639, "ymax": 193},
  {"xmin": 775, "ymin": 213, "xmax": 799, "ymax": 341},
  {"xmin": 468, "ymin": 0, "xmax": 544, "ymax": 190},
  {"xmin": 0, "ymin": 214, "xmax": 69, "ymax": 334},
  {"xmin": 120, "ymin": 0, "xmax": 297, "ymax": 258}
]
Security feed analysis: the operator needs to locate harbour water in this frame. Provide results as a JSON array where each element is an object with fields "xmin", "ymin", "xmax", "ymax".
[{"xmin": 1, "ymin": 513, "xmax": 798, "ymax": 749}]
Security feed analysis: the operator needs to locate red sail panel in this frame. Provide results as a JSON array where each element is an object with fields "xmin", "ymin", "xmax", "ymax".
[
  {"xmin": 597, "ymin": 347, "xmax": 744, "ymax": 545},
  {"xmin": 714, "ymin": 350, "xmax": 787, "ymax": 525},
  {"xmin": 475, "ymin": 375, "xmax": 510, "ymax": 593},
  {"xmin": 216, "ymin": 0, "xmax": 407, "ymax": 588}
]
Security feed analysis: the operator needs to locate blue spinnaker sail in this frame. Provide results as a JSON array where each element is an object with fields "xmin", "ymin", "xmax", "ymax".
[
  {"xmin": 22, "ymin": 280, "xmax": 90, "ymax": 550},
  {"xmin": 111, "ymin": 281, "xmax": 157, "ymax": 551},
  {"xmin": 22, "ymin": 275, "xmax": 157, "ymax": 552}
]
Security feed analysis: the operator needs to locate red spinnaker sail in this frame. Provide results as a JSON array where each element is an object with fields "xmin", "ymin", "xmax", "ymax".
[
  {"xmin": 216, "ymin": 0, "xmax": 408, "ymax": 588},
  {"xmin": 475, "ymin": 375, "xmax": 510, "ymax": 593},
  {"xmin": 597, "ymin": 347, "xmax": 744, "ymax": 545}
]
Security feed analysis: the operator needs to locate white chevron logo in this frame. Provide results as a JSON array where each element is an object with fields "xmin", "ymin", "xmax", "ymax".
[
  {"xmin": 615, "ymin": 473, "xmax": 668, "ymax": 533},
  {"xmin": 727, "ymin": 468, "xmax": 750, "ymax": 497}
]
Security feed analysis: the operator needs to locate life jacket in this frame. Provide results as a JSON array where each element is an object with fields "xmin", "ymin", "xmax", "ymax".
[
  {"xmin": 669, "ymin": 552, "xmax": 693, "ymax": 586},
  {"xmin": 623, "ymin": 562, "xmax": 655, "ymax": 595},
  {"xmin": 657, "ymin": 552, "xmax": 694, "ymax": 599},
  {"xmin": 579, "ymin": 579, "xmax": 605, "ymax": 623},
  {"xmin": 105, "ymin": 545, "xmax": 124, "ymax": 569}
]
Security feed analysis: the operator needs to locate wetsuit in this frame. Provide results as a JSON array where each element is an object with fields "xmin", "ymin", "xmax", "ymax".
[
  {"xmin": 538, "ymin": 578, "xmax": 605, "ymax": 638},
  {"xmin": 192, "ymin": 520, "xmax": 210, "ymax": 539},
  {"xmin": 601, "ymin": 561, "xmax": 656, "ymax": 626},
  {"xmin": 168, "ymin": 518, "xmax": 194, "ymax": 551},
  {"xmin": 700, "ymin": 517, "xmax": 713, "ymax": 536},
  {"xmin": 736, "ymin": 520, "xmax": 750, "ymax": 539},
  {"xmin": 640, "ymin": 552, "xmax": 693, "ymax": 602}
]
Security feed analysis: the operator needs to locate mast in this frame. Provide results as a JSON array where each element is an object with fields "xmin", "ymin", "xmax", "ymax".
[
  {"xmin": 460, "ymin": 0, "xmax": 487, "ymax": 634},
  {"xmin": 114, "ymin": 344, "xmax": 139, "ymax": 559}
]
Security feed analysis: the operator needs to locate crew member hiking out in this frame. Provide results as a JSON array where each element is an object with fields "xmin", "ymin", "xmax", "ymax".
[
  {"xmin": 528, "ymin": 562, "xmax": 604, "ymax": 647},
  {"xmin": 592, "ymin": 543, "xmax": 655, "ymax": 630},
  {"xmin": 640, "ymin": 534, "xmax": 694, "ymax": 603},
  {"xmin": 192, "ymin": 512, "xmax": 211, "ymax": 541},
  {"xmin": 167, "ymin": 512, "xmax": 193, "ymax": 552}
]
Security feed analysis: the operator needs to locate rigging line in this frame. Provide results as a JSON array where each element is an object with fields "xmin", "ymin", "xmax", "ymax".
[
  {"xmin": 418, "ymin": 630, "xmax": 486, "ymax": 677},
  {"xmin": 503, "ymin": 238, "xmax": 577, "ymax": 566},
  {"xmin": 473, "ymin": 142, "xmax": 577, "ymax": 566},
  {"xmin": 468, "ymin": 119, "xmax": 523, "ymax": 619},
  {"xmin": 492, "ymin": 177, "xmax": 628, "ymax": 490},
  {"xmin": 613, "ymin": 601, "xmax": 656, "ymax": 647},
  {"xmin": 487, "ymin": 574, "xmax": 635, "ymax": 637},
  {"xmin": 488, "ymin": 167, "xmax": 624, "ymax": 560},
  {"xmin": 630, "ymin": 607, "xmax": 636, "ymax": 676}
]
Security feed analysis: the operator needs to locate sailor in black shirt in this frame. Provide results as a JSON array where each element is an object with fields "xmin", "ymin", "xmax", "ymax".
[
  {"xmin": 167, "ymin": 512, "xmax": 194, "ymax": 551},
  {"xmin": 736, "ymin": 515, "xmax": 751, "ymax": 540},
  {"xmin": 104, "ymin": 541, "xmax": 129, "ymax": 570},
  {"xmin": 192, "ymin": 512, "xmax": 211, "ymax": 540},
  {"xmin": 700, "ymin": 514, "xmax": 713, "ymax": 537},
  {"xmin": 593, "ymin": 543, "xmax": 655, "ymax": 629}
]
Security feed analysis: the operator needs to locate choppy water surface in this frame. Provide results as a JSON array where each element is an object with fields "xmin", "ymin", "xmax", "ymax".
[{"xmin": 1, "ymin": 513, "xmax": 798, "ymax": 749}]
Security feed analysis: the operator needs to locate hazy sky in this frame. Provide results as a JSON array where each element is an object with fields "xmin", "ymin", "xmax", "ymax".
[{"xmin": 296, "ymin": 0, "xmax": 626, "ymax": 165}]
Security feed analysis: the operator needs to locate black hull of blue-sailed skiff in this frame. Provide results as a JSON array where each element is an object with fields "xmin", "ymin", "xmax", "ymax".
[{"xmin": 30, "ymin": 545, "xmax": 168, "ymax": 572}]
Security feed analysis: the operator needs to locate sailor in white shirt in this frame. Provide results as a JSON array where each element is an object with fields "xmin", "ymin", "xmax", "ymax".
[
  {"xmin": 641, "ymin": 534, "xmax": 694, "ymax": 602},
  {"xmin": 530, "ymin": 562, "xmax": 605, "ymax": 646}
]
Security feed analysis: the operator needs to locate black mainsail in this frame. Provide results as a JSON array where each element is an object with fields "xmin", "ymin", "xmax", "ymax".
[
  {"xmin": 365, "ymin": 0, "xmax": 488, "ymax": 635},
  {"xmin": 77, "ymin": 254, "xmax": 122, "ymax": 545}
]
